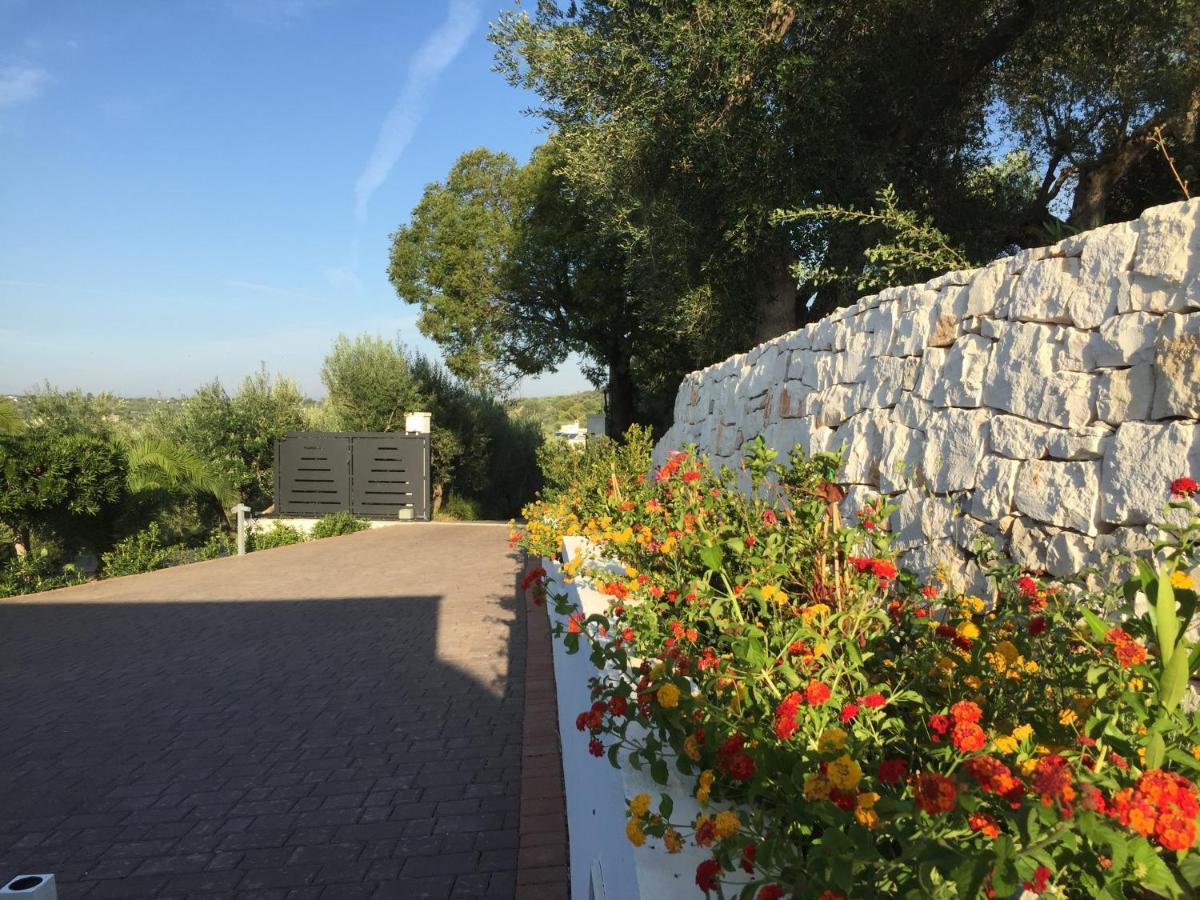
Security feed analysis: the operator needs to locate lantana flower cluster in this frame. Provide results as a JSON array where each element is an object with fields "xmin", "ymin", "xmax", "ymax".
[{"xmin": 516, "ymin": 437, "xmax": 1200, "ymax": 899}]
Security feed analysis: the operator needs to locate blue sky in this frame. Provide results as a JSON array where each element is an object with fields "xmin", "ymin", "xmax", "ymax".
[{"xmin": 0, "ymin": 0, "xmax": 592, "ymax": 398}]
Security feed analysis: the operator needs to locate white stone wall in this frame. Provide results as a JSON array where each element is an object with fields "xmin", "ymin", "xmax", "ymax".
[{"xmin": 654, "ymin": 199, "xmax": 1200, "ymax": 587}]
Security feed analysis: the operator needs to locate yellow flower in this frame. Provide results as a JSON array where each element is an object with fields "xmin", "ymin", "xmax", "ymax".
[
  {"xmin": 657, "ymin": 683, "xmax": 680, "ymax": 708},
  {"xmin": 854, "ymin": 791, "xmax": 881, "ymax": 829},
  {"xmin": 663, "ymin": 828, "xmax": 683, "ymax": 853},
  {"xmin": 826, "ymin": 754, "xmax": 863, "ymax": 791},
  {"xmin": 1021, "ymin": 758, "xmax": 1039, "ymax": 776},
  {"xmin": 964, "ymin": 676, "xmax": 983, "ymax": 690},
  {"xmin": 761, "ymin": 584, "xmax": 787, "ymax": 604},
  {"xmin": 629, "ymin": 793, "xmax": 651, "ymax": 818},
  {"xmin": 713, "ymin": 810, "xmax": 740, "ymax": 839},
  {"xmin": 993, "ymin": 735, "xmax": 1019, "ymax": 755},
  {"xmin": 1191, "ymin": 745, "xmax": 1200, "ymax": 762},
  {"xmin": 626, "ymin": 818, "xmax": 645, "ymax": 846},
  {"xmin": 812, "ymin": 642, "xmax": 828, "ymax": 658},
  {"xmin": 696, "ymin": 770, "xmax": 714, "ymax": 804},
  {"xmin": 985, "ymin": 640, "xmax": 1021, "ymax": 672},
  {"xmin": 962, "ymin": 595, "xmax": 986, "ymax": 613},
  {"xmin": 957, "ymin": 621, "xmax": 981, "ymax": 641},
  {"xmin": 1059, "ymin": 709, "xmax": 1079, "ymax": 727},
  {"xmin": 1023, "ymin": 659, "xmax": 1039, "ymax": 674},
  {"xmin": 817, "ymin": 728, "xmax": 848, "ymax": 754},
  {"xmin": 1171, "ymin": 570, "xmax": 1194, "ymax": 591},
  {"xmin": 1012, "ymin": 724, "xmax": 1033, "ymax": 742},
  {"xmin": 1130, "ymin": 677, "xmax": 1145, "ymax": 691},
  {"xmin": 613, "ymin": 527, "xmax": 633, "ymax": 544},
  {"xmin": 803, "ymin": 773, "xmax": 831, "ymax": 801},
  {"xmin": 624, "ymin": 566, "xmax": 639, "ymax": 578},
  {"xmin": 802, "ymin": 603, "xmax": 831, "ymax": 622},
  {"xmin": 684, "ymin": 736, "xmax": 702, "ymax": 762}
]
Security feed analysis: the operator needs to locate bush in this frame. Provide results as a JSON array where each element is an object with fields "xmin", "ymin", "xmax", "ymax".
[
  {"xmin": 0, "ymin": 551, "xmax": 86, "ymax": 598},
  {"xmin": 249, "ymin": 521, "xmax": 307, "ymax": 551},
  {"xmin": 311, "ymin": 511, "xmax": 371, "ymax": 539},
  {"xmin": 437, "ymin": 494, "xmax": 482, "ymax": 521},
  {"xmin": 516, "ymin": 442, "xmax": 1200, "ymax": 898},
  {"xmin": 101, "ymin": 522, "xmax": 173, "ymax": 577}
]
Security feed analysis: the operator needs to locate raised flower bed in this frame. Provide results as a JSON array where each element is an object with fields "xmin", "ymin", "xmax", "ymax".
[{"xmin": 514, "ymin": 440, "xmax": 1200, "ymax": 899}]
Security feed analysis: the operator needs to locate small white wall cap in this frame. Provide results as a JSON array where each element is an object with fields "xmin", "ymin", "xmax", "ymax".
[{"xmin": 404, "ymin": 412, "xmax": 432, "ymax": 434}]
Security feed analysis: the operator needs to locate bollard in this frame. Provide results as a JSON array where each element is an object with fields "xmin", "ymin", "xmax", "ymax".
[
  {"xmin": 234, "ymin": 504, "xmax": 251, "ymax": 556},
  {"xmin": 1, "ymin": 874, "xmax": 57, "ymax": 898}
]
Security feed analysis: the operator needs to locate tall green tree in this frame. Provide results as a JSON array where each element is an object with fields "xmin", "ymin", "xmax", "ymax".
[{"xmin": 320, "ymin": 334, "xmax": 427, "ymax": 433}]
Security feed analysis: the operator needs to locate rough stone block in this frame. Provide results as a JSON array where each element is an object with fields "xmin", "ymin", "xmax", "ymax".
[
  {"xmin": 1095, "ymin": 364, "xmax": 1154, "ymax": 423},
  {"xmin": 1133, "ymin": 198, "xmax": 1200, "ymax": 284},
  {"xmin": 1045, "ymin": 424, "xmax": 1114, "ymax": 460},
  {"xmin": 1002, "ymin": 257, "xmax": 1081, "ymax": 324},
  {"xmin": 936, "ymin": 334, "xmax": 992, "ymax": 407},
  {"xmin": 879, "ymin": 423, "xmax": 924, "ymax": 493},
  {"xmin": 914, "ymin": 348, "xmax": 948, "ymax": 402},
  {"xmin": 1116, "ymin": 273, "xmax": 1190, "ymax": 314},
  {"xmin": 922, "ymin": 407, "xmax": 990, "ymax": 493},
  {"xmin": 1151, "ymin": 333, "xmax": 1200, "ymax": 419},
  {"xmin": 1101, "ymin": 421, "xmax": 1200, "ymax": 525},
  {"xmin": 971, "ymin": 456, "xmax": 1020, "ymax": 521},
  {"xmin": 833, "ymin": 409, "xmax": 891, "ymax": 484},
  {"xmin": 1089, "ymin": 312, "xmax": 1162, "ymax": 368},
  {"xmin": 1079, "ymin": 220, "xmax": 1138, "ymax": 283},
  {"xmin": 1046, "ymin": 531, "xmax": 1097, "ymax": 579},
  {"xmin": 778, "ymin": 381, "xmax": 810, "ymax": 419},
  {"xmin": 1013, "ymin": 459, "xmax": 1101, "ymax": 535}
]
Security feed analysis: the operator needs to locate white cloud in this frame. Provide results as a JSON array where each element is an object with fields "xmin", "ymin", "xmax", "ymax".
[
  {"xmin": 0, "ymin": 64, "xmax": 49, "ymax": 109},
  {"xmin": 353, "ymin": 0, "xmax": 481, "ymax": 221}
]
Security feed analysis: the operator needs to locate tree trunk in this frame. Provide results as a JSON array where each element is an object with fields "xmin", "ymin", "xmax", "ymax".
[
  {"xmin": 753, "ymin": 247, "xmax": 801, "ymax": 343},
  {"xmin": 607, "ymin": 355, "xmax": 636, "ymax": 439}
]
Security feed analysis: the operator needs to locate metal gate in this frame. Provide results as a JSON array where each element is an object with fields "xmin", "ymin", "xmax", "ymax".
[{"xmin": 274, "ymin": 432, "xmax": 430, "ymax": 520}]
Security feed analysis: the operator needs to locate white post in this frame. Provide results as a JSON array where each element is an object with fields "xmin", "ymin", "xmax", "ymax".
[{"xmin": 234, "ymin": 504, "xmax": 251, "ymax": 556}]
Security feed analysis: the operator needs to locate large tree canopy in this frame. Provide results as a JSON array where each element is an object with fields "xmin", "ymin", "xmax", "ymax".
[{"xmin": 391, "ymin": 0, "xmax": 1198, "ymax": 432}]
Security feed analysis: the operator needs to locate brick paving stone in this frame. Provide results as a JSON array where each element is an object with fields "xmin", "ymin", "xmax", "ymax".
[{"xmin": 0, "ymin": 523, "xmax": 523, "ymax": 899}]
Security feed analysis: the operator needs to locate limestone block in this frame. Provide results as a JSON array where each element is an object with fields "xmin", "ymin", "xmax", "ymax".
[
  {"xmin": 1116, "ymin": 273, "xmax": 1189, "ymax": 314},
  {"xmin": 1067, "ymin": 274, "xmax": 1120, "ymax": 330},
  {"xmin": 1158, "ymin": 311, "xmax": 1200, "ymax": 341},
  {"xmin": 840, "ymin": 333, "xmax": 872, "ymax": 383},
  {"xmin": 889, "ymin": 490, "xmax": 925, "ymax": 550},
  {"xmin": 715, "ymin": 422, "xmax": 743, "ymax": 457},
  {"xmin": 918, "ymin": 492, "xmax": 959, "ymax": 542},
  {"xmin": 1090, "ymin": 311, "xmax": 1166, "ymax": 368},
  {"xmin": 971, "ymin": 456, "xmax": 1020, "ymax": 520},
  {"xmin": 1045, "ymin": 424, "xmax": 1114, "ymax": 461},
  {"xmin": 1095, "ymin": 364, "xmax": 1154, "ymax": 423},
  {"xmin": 1188, "ymin": 277, "xmax": 1200, "ymax": 312},
  {"xmin": 1046, "ymin": 531, "xmax": 1097, "ymax": 579},
  {"xmin": 858, "ymin": 356, "xmax": 918, "ymax": 408},
  {"xmin": 1151, "ymin": 333, "xmax": 1200, "ymax": 419},
  {"xmin": 981, "ymin": 365, "xmax": 1094, "ymax": 429},
  {"xmin": 929, "ymin": 313, "xmax": 959, "ymax": 347},
  {"xmin": 913, "ymin": 348, "xmax": 948, "ymax": 402},
  {"xmin": 1079, "ymin": 220, "xmax": 1138, "ymax": 283},
  {"xmin": 892, "ymin": 394, "xmax": 934, "ymax": 431},
  {"xmin": 786, "ymin": 349, "xmax": 810, "ymax": 382},
  {"xmin": 1101, "ymin": 421, "xmax": 1200, "ymax": 525},
  {"xmin": 937, "ymin": 334, "xmax": 992, "ymax": 407},
  {"xmin": 1013, "ymin": 459, "xmax": 1101, "ymax": 534},
  {"xmin": 889, "ymin": 304, "xmax": 939, "ymax": 356},
  {"xmin": 1003, "ymin": 245, "xmax": 1055, "ymax": 277},
  {"xmin": 778, "ymin": 381, "xmax": 811, "ymax": 419},
  {"xmin": 960, "ymin": 261, "xmax": 1006, "ymax": 317},
  {"xmin": 1002, "ymin": 257, "xmax": 1081, "ymax": 324},
  {"xmin": 925, "ymin": 269, "xmax": 973, "ymax": 291},
  {"xmin": 1008, "ymin": 516, "xmax": 1055, "ymax": 571},
  {"xmin": 773, "ymin": 416, "xmax": 833, "ymax": 457},
  {"xmin": 810, "ymin": 317, "xmax": 839, "ymax": 351},
  {"xmin": 833, "ymin": 409, "xmax": 891, "ymax": 485},
  {"xmin": 922, "ymin": 407, "xmax": 990, "ymax": 493},
  {"xmin": 744, "ymin": 348, "xmax": 788, "ymax": 396},
  {"xmin": 808, "ymin": 384, "xmax": 859, "ymax": 429},
  {"xmin": 865, "ymin": 304, "xmax": 899, "ymax": 356},
  {"xmin": 1133, "ymin": 198, "xmax": 1200, "ymax": 284},
  {"xmin": 798, "ymin": 351, "xmax": 833, "ymax": 388},
  {"xmin": 780, "ymin": 327, "xmax": 813, "ymax": 352},
  {"xmin": 879, "ymin": 423, "xmax": 924, "ymax": 493}
]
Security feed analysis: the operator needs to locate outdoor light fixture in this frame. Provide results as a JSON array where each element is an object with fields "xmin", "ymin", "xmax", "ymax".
[{"xmin": 0, "ymin": 874, "xmax": 57, "ymax": 898}]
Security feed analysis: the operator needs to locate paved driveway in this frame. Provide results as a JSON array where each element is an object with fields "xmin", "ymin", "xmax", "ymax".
[{"xmin": 0, "ymin": 523, "xmax": 524, "ymax": 899}]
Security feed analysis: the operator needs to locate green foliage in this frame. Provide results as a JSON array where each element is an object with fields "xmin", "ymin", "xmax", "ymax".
[
  {"xmin": 321, "ymin": 334, "xmax": 426, "ymax": 432},
  {"xmin": 122, "ymin": 437, "xmax": 238, "ymax": 509},
  {"xmin": 0, "ymin": 550, "xmax": 86, "ymax": 599},
  {"xmin": 536, "ymin": 424, "xmax": 654, "ymax": 514},
  {"xmin": 152, "ymin": 367, "xmax": 306, "ymax": 510},
  {"xmin": 437, "ymin": 494, "xmax": 482, "ymax": 521},
  {"xmin": 310, "ymin": 511, "xmax": 371, "ymax": 539},
  {"xmin": 23, "ymin": 385, "xmax": 123, "ymax": 438},
  {"xmin": 507, "ymin": 390, "xmax": 604, "ymax": 436},
  {"xmin": 0, "ymin": 398, "xmax": 23, "ymax": 435},
  {"xmin": 776, "ymin": 185, "xmax": 974, "ymax": 294},
  {"xmin": 248, "ymin": 521, "xmax": 306, "ymax": 552},
  {"xmin": 0, "ymin": 428, "xmax": 129, "ymax": 554},
  {"xmin": 100, "ymin": 522, "xmax": 173, "ymax": 578}
]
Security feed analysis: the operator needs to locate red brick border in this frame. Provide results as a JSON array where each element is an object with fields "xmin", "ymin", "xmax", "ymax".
[{"xmin": 517, "ymin": 555, "xmax": 570, "ymax": 898}]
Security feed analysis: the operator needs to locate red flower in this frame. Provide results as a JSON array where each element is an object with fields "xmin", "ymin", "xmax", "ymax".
[
  {"xmin": 774, "ymin": 692, "xmax": 802, "ymax": 741},
  {"xmin": 1028, "ymin": 616, "xmax": 1047, "ymax": 635},
  {"xmin": 829, "ymin": 787, "xmax": 855, "ymax": 811},
  {"xmin": 758, "ymin": 886, "xmax": 784, "ymax": 900},
  {"xmin": 928, "ymin": 714, "xmax": 952, "ymax": 741},
  {"xmin": 588, "ymin": 738, "xmax": 604, "ymax": 757},
  {"xmin": 921, "ymin": 584, "xmax": 938, "ymax": 599},
  {"xmin": 878, "ymin": 758, "xmax": 908, "ymax": 785},
  {"xmin": 913, "ymin": 772, "xmax": 957, "ymax": 815},
  {"xmin": 968, "ymin": 812, "xmax": 999, "ymax": 839},
  {"xmin": 839, "ymin": 703, "xmax": 859, "ymax": 724},
  {"xmin": 520, "ymin": 566, "xmax": 547, "ymax": 590},
  {"xmin": 950, "ymin": 701, "xmax": 982, "ymax": 723},
  {"xmin": 1031, "ymin": 755, "xmax": 1076, "ymax": 810},
  {"xmin": 762, "ymin": 509, "xmax": 778, "ymax": 526},
  {"xmin": 860, "ymin": 692, "xmax": 886, "ymax": 709},
  {"xmin": 1023, "ymin": 865, "xmax": 1051, "ymax": 894},
  {"xmin": 739, "ymin": 842, "xmax": 757, "ymax": 874},
  {"xmin": 695, "ymin": 859, "xmax": 722, "ymax": 893},
  {"xmin": 682, "ymin": 469, "xmax": 701, "ymax": 483},
  {"xmin": 951, "ymin": 721, "xmax": 986, "ymax": 753},
  {"xmin": 1171, "ymin": 476, "xmax": 1199, "ymax": 498},
  {"xmin": 805, "ymin": 680, "xmax": 831, "ymax": 706},
  {"xmin": 729, "ymin": 753, "xmax": 755, "ymax": 782},
  {"xmin": 575, "ymin": 712, "xmax": 588, "ymax": 732},
  {"xmin": 608, "ymin": 695, "xmax": 628, "ymax": 717},
  {"xmin": 1016, "ymin": 575, "xmax": 1038, "ymax": 598}
]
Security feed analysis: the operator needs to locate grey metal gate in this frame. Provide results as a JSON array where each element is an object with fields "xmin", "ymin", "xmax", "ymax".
[{"xmin": 274, "ymin": 432, "xmax": 430, "ymax": 520}]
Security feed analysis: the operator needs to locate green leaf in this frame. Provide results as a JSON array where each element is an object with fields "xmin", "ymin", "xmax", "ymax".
[
  {"xmin": 1146, "ymin": 732, "xmax": 1166, "ymax": 770},
  {"xmin": 951, "ymin": 855, "xmax": 992, "ymax": 900},
  {"xmin": 607, "ymin": 742, "xmax": 621, "ymax": 769},
  {"xmin": 1080, "ymin": 607, "xmax": 1108, "ymax": 641},
  {"xmin": 659, "ymin": 793, "xmax": 674, "ymax": 820},
  {"xmin": 1157, "ymin": 573, "xmax": 1179, "ymax": 666},
  {"xmin": 699, "ymin": 544, "xmax": 723, "ymax": 571},
  {"xmin": 650, "ymin": 758, "xmax": 668, "ymax": 785},
  {"xmin": 1160, "ymin": 647, "xmax": 1190, "ymax": 712}
]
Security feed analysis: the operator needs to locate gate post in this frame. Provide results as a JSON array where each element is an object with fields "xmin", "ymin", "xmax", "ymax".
[{"xmin": 234, "ymin": 504, "xmax": 251, "ymax": 556}]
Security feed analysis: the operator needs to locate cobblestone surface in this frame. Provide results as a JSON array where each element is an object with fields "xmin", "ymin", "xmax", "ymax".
[{"xmin": 0, "ymin": 523, "xmax": 526, "ymax": 899}]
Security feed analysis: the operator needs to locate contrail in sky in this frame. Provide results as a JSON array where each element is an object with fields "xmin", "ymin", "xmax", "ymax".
[{"xmin": 353, "ymin": 0, "xmax": 481, "ymax": 222}]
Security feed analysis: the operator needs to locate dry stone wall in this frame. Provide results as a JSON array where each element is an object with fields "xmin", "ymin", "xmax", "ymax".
[{"xmin": 654, "ymin": 199, "xmax": 1200, "ymax": 590}]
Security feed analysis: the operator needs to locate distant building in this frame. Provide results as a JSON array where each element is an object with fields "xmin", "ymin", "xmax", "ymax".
[{"xmin": 554, "ymin": 420, "xmax": 588, "ymax": 447}]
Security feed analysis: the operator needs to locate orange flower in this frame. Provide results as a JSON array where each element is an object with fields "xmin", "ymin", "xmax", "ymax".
[
  {"xmin": 913, "ymin": 772, "xmax": 957, "ymax": 815},
  {"xmin": 968, "ymin": 812, "xmax": 999, "ymax": 838},
  {"xmin": 950, "ymin": 700, "xmax": 982, "ymax": 723},
  {"xmin": 951, "ymin": 721, "xmax": 986, "ymax": 753}
]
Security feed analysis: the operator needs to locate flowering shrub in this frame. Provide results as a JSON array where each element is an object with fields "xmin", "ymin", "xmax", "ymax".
[{"xmin": 514, "ymin": 439, "xmax": 1200, "ymax": 898}]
